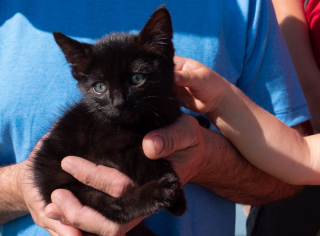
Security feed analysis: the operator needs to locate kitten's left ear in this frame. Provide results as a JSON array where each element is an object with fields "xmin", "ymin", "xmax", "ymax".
[
  {"xmin": 53, "ymin": 32, "xmax": 93, "ymax": 80},
  {"xmin": 139, "ymin": 6, "xmax": 174, "ymax": 57}
]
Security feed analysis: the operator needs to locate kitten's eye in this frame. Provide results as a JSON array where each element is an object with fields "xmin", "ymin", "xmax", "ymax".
[
  {"xmin": 93, "ymin": 82, "xmax": 107, "ymax": 93},
  {"xmin": 130, "ymin": 73, "xmax": 145, "ymax": 85}
]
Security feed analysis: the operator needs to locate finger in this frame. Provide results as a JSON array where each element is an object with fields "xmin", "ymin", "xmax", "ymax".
[
  {"xmin": 46, "ymin": 224, "xmax": 82, "ymax": 236},
  {"xmin": 174, "ymin": 67, "xmax": 213, "ymax": 91},
  {"xmin": 143, "ymin": 114, "xmax": 200, "ymax": 159},
  {"xmin": 174, "ymin": 55, "xmax": 202, "ymax": 71},
  {"xmin": 173, "ymin": 55, "xmax": 187, "ymax": 71},
  {"xmin": 45, "ymin": 220, "xmax": 83, "ymax": 236},
  {"xmin": 45, "ymin": 203, "xmax": 64, "ymax": 221},
  {"xmin": 50, "ymin": 189, "xmax": 144, "ymax": 236},
  {"xmin": 61, "ymin": 156, "xmax": 136, "ymax": 197},
  {"xmin": 38, "ymin": 203, "xmax": 82, "ymax": 236},
  {"xmin": 41, "ymin": 211, "xmax": 83, "ymax": 236}
]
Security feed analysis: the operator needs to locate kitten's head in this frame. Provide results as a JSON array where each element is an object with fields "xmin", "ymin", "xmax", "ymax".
[{"xmin": 54, "ymin": 6, "xmax": 180, "ymax": 126}]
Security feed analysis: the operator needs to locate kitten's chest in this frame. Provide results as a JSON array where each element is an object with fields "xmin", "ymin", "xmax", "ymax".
[
  {"xmin": 83, "ymin": 124, "xmax": 164, "ymax": 184},
  {"xmin": 82, "ymin": 122, "xmax": 144, "ymax": 163},
  {"xmin": 61, "ymin": 103, "xmax": 162, "ymax": 183}
]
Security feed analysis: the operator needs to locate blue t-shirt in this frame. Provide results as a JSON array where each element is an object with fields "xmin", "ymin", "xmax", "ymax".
[{"xmin": 0, "ymin": 0, "xmax": 310, "ymax": 236}]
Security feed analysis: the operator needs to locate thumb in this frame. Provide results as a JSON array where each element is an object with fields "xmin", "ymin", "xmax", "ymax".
[{"xmin": 142, "ymin": 114, "xmax": 199, "ymax": 159}]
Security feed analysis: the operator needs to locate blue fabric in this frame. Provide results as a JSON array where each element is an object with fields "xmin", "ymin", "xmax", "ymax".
[{"xmin": 0, "ymin": 0, "xmax": 310, "ymax": 236}]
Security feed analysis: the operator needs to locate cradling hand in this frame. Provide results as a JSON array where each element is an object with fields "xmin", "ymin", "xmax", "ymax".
[
  {"xmin": 21, "ymin": 137, "xmax": 85, "ymax": 236},
  {"xmin": 44, "ymin": 156, "xmax": 144, "ymax": 236}
]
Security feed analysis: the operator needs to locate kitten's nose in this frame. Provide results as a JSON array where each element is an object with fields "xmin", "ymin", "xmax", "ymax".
[{"xmin": 112, "ymin": 90, "xmax": 126, "ymax": 107}]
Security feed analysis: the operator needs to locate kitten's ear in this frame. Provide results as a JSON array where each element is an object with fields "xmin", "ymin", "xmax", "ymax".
[
  {"xmin": 53, "ymin": 32, "xmax": 93, "ymax": 80},
  {"xmin": 139, "ymin": 6, "xmax": 174, "ymax": 57}
]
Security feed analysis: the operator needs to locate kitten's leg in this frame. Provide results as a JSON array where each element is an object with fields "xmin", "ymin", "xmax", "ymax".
[{"xmin": 66, "ymin": 173, "xmax": 186, "ymax": 223}]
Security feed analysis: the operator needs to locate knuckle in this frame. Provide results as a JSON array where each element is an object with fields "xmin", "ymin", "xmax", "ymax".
[
  {"xmin": 65, "ymin": 207, "xmax": 83, "ymax": 228},
  {"xmin": 81, "ymin": 171, "xmax": 95, "ymax": 186},
  {"xmin": 96, "ymin": 167, "xmax": 124, "ymax": 196},
  {"xmin": 110, "ymin": 178, "xmax": 126, "ymax": 197},
  {"xmin": 95, "ymin": 165, "xmax": 112, "ymax": 192},
  {"xmin": 164, "ymin": 128, "xmax": 180, "ymax": 154},
  {"xmin": 182, "ymin": 70, "xmax": 191, "ymax": 81},
  {"xmin": 109, "ymin": 175, "xmax": 133, "ymax": 197},
  {"xmin": 95, "ymin": 167, "xmax": 134, "ymax": 197},
  {"xmin": 99, "ymin": 178, "xmax": 113, "ymax": 194}
]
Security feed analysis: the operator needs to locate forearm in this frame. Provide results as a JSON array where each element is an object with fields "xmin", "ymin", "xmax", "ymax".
[
  {"xmin": 206, "ymin": 84, "xmax": 315, "ymax": 185},
  {"xmin": 272, "ymin": 0, "xmax": 320, "ymax": 132},
  {"xmin": 0, "ymin": 162, "xmax": 29, "ymax": 224},
  {"xmin": 190, "ymin": 128, "xmax": 303, "ymax": 205}
]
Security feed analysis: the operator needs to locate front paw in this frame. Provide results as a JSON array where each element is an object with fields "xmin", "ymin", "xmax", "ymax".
[{"xmin": 154, "ymin": 174, "xmax": 186, "ymax": 215}]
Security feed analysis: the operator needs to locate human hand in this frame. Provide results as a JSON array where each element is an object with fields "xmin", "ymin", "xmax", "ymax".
[
  {"xmin": 174, "ymin": 55, "xmax": 230, "ymax": 115},
  {"xmin": 44, "ymin": 156, "xmax": 144, "ymax": 236},
  {"xmin": 20, "ymin": 138, "xmax": 85, "ymax": 236},
  {"xmin": 143, "ymin": 113, "xmax": 213, "ymax": 186}
]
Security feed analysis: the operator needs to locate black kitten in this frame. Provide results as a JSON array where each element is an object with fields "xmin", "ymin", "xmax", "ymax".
[{"xmin": 33, "ymin": 6, "xmax": 186, "ymax": 236}]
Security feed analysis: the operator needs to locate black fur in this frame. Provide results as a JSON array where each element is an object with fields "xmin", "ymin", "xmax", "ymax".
[{"xmin": 33, "ymin": 6, "xmax": 186, "ymax": 236}]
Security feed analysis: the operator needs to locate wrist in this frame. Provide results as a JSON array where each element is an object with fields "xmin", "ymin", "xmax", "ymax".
[
  {"xmin": 16, "ymin": 161, "xmax": 29, "ymax": 207},
  {"xmin": 0, "ymin": 163, "xmax": 29, "ymax": 224},
  {"xmin": 11, "ymin": 162, "xmax": 29, "ymax": 212},
  {"xmin": 205, "ymin": 81, "xmax": 236, "ymax": 125},
  {"xmin": 188, "ymin": 127, "xmax": 233, "ymax": 187}
]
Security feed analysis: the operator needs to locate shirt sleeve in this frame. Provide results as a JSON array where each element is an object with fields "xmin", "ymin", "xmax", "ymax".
[{"xmin": 236, "ymin": 0, "xmax": 311, "ymax": 127}]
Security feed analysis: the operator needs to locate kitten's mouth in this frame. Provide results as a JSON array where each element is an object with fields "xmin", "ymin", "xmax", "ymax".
[{"xmin": 103, "ymin": 107, "xmax": 142, "ymax": 124}]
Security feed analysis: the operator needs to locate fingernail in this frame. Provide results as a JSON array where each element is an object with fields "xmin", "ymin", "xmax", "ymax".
[
  {"xmin": 152, "ymin": 135, "xmax": 163, "ymax": 155},
  {"xmin": 52, "ymin": 197, "xmax": 63, "ymax": 209},
  {"xmin": 61, "ymin": 161, "xmax": 76, "ymax": 176},
  {"xmin": 47, "ymin": 212, "xmax": 62, "ymax": 221}
]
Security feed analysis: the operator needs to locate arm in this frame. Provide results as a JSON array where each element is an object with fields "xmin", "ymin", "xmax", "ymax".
[
  {"xmin": 142, "ymin": 114, "xmax": 304, "ymax": 204},
  {"xmin": 272, "ymin": 0, "xmax": 320, "ymax": 133},
  {"xmin": 209, "ymin": 83, "xmax": 314, "ymax": 185},
  {"xmin": 0, "ymin": 163, "xmax": 28, "ymax": 224},
  {"xmin": 174, "ymin": 55, "xmax": 320, "ymax": 186}
]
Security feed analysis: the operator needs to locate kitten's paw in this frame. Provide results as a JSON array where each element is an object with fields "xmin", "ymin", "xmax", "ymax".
[
  {"xmin": 153, "ymin": 174, "xmax": 186, "ymax": 215},
  {"xmin": 166, "ymin": 193, "xmax": 187, "ymax": 216}
]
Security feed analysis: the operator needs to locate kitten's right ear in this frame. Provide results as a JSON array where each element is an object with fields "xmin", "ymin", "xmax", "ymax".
[{"xmin": 53, "ymin": 32, "xmax": 93, "ymax": 79}]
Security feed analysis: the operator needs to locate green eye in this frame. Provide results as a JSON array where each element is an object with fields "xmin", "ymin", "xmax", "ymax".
[
  {"xmin": 93, "ymin": 82, "xmax": 107, "ymax": 93},
  {"xmin": 130, "ymin": 73, "xmax": 145, "ymax": 85}
]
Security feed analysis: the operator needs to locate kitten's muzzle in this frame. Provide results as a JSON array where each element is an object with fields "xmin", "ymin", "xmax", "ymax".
[{"xmin": 111, "ymin": 90, "xmax": 127, "ymax": 108}]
